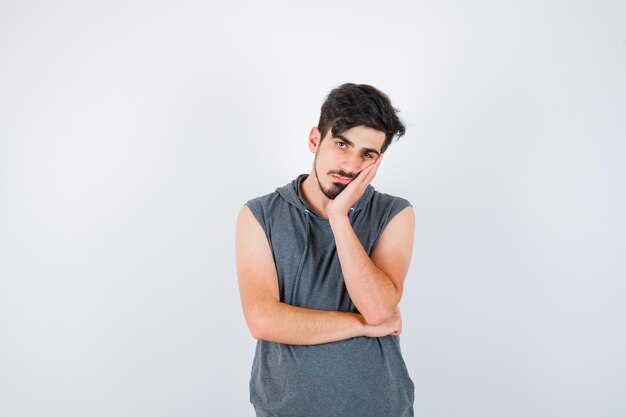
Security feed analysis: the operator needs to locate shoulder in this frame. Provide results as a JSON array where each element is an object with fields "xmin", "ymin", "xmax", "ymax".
[
  {"xmin": 243, "ymin": 191, "xmax": 277, "ymax": 229},
  {"xmin": 246, "ymin": 190, "xmax": 278, "ymax": 210},
  {"xmin": 246, "ymin": 187, "xmax": 290, "ymax": 210},
  {"xmin": 243, "ymin": 185, "xmax": 295, "ymax": 234},
  {"xmin": 368, "ymin": 189, "xmax": 412, "ymax": 219}
]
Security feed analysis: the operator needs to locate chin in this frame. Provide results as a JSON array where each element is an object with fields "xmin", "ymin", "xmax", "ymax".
[{"xmin": 323, "ymin": 183, "xmax": 346, "ymax": 200}]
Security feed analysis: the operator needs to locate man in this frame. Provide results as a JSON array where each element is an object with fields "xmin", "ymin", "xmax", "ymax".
[{"xmin": 236, "ymin": 83, "xmax": 415, "ymax": 417}]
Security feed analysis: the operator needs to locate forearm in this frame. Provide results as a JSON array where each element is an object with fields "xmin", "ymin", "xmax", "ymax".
[
  {"xmin": 329, "ymin": 215, "xmax": 400, "ymax": 325},
  {"xmin": 249, "ymin": 300, "xmax": 368, "ymax": 345}
]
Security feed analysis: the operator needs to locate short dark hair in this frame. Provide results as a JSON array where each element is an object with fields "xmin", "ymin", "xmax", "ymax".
[{"xmin": 317, "ymin": 83, "xmax": 406, "ymax": 153}]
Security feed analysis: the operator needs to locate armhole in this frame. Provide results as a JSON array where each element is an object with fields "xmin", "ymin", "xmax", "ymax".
[
  {"xmin": 244, "ymin": 200, "xmax": 276, "ymax": 267},
  {"xmin": 244, "ymin": 200, "xmax": 269, "ymax": 237},
  {"xmin": 370, "ymin": 197, "xmax": 412, "ymax": 251},
  {"xmin": 384, "ymin": 198, "xmax": 412, "ymax": 230}
]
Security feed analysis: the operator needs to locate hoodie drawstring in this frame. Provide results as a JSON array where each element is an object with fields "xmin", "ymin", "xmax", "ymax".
[{"xmin": 291, "ymin": 209, "xmax": 311, "ymax": 302}]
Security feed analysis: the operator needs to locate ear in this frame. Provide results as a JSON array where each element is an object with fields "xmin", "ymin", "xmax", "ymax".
[{"xmin": 308, "ymin": 127, "xmax": 321, "ymax": 153}]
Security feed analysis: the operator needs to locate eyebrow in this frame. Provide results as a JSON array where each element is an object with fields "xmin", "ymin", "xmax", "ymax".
[{"xmin": 334, "ymin": 134, "xmax": 381, "ymax": 156}]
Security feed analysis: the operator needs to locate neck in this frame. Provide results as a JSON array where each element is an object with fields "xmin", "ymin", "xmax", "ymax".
[{"xmin": 300, "ymin": 170, "xmax": 332, "ymax": 219}]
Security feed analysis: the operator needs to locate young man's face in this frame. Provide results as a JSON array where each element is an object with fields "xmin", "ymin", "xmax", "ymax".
[{"xmin": 309, "ymin": 125, "xmax": 386, "ymax": 200}]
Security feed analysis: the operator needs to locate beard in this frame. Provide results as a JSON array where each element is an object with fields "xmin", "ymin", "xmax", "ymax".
[
  {"xmin": 316, "ymin": 175, "xmax": 347, "ymax": 200},
  {"xmin": 313, "ymin": 154, "xmax": 355, "ymax": 200}
]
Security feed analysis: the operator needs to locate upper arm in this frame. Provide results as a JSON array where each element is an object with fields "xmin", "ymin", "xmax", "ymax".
[
  {"xmin": 235, "ymin": 205, "xmax": 280, "ymax": 336},
  {"xmin": 370, "ymin": 206, "xmax": 415, "ymax": 301}
]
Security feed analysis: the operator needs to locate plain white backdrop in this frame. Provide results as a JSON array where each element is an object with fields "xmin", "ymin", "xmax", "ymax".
[{"xmin": 1, "ymin": 1, "xmax": 625, "ymax": 416}]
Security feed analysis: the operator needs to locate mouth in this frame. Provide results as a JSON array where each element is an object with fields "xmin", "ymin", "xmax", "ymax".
[{"xmin": 330, "ymin": 174, "xmax": 353, "ymax": 184}]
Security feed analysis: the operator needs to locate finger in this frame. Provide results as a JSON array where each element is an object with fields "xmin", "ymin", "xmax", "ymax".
[
  {"xmin": 360, "ymin": 161, "xmax": 380, "ymax": 184},
  {"xmin": 366, "ymin": 154, "xmax": 383, "ymax": 177},
  {"xmin": 356, "ymin": 157, "xmax": 381, "ymax": 183},
  {"xmin": 348, "ymin": 166, "xmax": 376, "ymax": 191},
  {"xmin": 345, "ymin": 154, "xmax": 383, "ymax": 193}
]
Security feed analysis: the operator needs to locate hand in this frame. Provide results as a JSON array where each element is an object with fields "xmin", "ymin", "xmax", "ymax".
[
  {"xmin": 327, "ymin": 154, "xmax": 383, "ymax": 219},
  {"xmin": 363, "ymin": 305, "xmax": 402, "ymax": 338}
]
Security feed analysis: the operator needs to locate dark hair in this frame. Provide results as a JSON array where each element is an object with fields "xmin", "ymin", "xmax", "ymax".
[{"xmin": 317, "ymin": 83, "xmax": 406, "ymax": 153}]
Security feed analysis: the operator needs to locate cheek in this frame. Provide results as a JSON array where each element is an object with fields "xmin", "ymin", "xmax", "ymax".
[{"xmin": 316, "ymin": 152, "xmax": 332, "ymax": 167}]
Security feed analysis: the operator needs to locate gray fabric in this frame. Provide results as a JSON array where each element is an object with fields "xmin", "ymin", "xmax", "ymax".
[{"xmin": 245, "ymin": 174, "xmax": 415, "ymax": 417}]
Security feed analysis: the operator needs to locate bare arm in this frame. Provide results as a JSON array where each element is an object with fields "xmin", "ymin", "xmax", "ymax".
[
  {"xmin": 329, "ymin": 206, "xmax": 415, "ymax": 325},
  {"xmin": 326, "ymin": 156, "xmax": 415, "ymax": 326},
  {"xmin": 236, "ymin": 205, "xmax": 402, "ymax": 345}
]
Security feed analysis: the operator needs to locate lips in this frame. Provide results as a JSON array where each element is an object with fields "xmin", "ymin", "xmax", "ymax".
[{"xmin": 331, "ymin": 174, "xmax": 353, "ymax": 184}]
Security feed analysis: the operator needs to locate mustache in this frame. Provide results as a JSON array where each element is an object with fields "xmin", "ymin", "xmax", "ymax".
[{"xmin": 328, "ymin": 170, "xmax": 357, "ymax": 179}]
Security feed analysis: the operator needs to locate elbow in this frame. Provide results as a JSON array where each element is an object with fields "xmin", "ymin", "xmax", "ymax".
[
  {"xmin": 249, "ymin": 326, "xmax": 264, "ymax": 340},
  {"xmin": 245, "ymin": 301, "xmax": 276, "ymax": 340},
  {"xmin": 362, "ymin": 308, "xmax": 394, "ymax": 326},
  {"xmin": 364, "ymin": 316, "xmax": 387, "ymax": 327},
  {"xmin": 248, "ymin": 319, "xmax": 273, "ymax": 341},
  {"xmin": 246, "ymin": 318, "xmax": 261, "ymax": 339},
  {"xmin": 246, "ymin": 315, "xmax": 268, "ymax": 340},
  {"xmin": 361, "ymin": 290, "xmax": 402, "ymax": 326}
]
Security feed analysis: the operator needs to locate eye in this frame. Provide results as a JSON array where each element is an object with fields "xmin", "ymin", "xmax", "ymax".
[
  {"xmin": 336, "ymin": 141, "xmax": 347, "ymax": 149},
  {"xmin": 364, "ymin": 152, "xmax": 375, "ymax": 159}
]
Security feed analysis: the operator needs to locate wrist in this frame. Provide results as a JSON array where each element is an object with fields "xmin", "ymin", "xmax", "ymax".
[
  {"xmin": 328, "ymin": 211, "xmax": 350, "ymax": 227},
  {"xmin": 348, "ymin": 312, "xmax": 368, "ymax": 337}
]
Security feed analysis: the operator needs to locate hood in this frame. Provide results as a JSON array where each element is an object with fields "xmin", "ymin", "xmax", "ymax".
[{"xmin": 276, "ymin": 173, "xmax": 375, "ymax": 219}]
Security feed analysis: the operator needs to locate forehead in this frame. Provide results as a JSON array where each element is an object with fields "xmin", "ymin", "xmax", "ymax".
[{"xmin": 325, "ymin": 125, "xmax": 386, "ymax": 151}]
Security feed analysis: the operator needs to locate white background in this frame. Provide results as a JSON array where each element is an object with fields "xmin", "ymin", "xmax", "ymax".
[{"xmin": 1, "ymin": 1, "xmax": 625, "ymax": 416}]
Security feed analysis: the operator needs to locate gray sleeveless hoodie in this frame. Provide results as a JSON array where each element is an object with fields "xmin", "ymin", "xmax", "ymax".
[{"xmin": 245, "ymin": 174, "xmax": 415, "ymax": 417}]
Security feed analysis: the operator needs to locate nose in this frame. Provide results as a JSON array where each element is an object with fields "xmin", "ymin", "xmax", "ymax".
[{"xmin": 339, "ymin": 154, "xmax": 364, "ymax": 176}]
